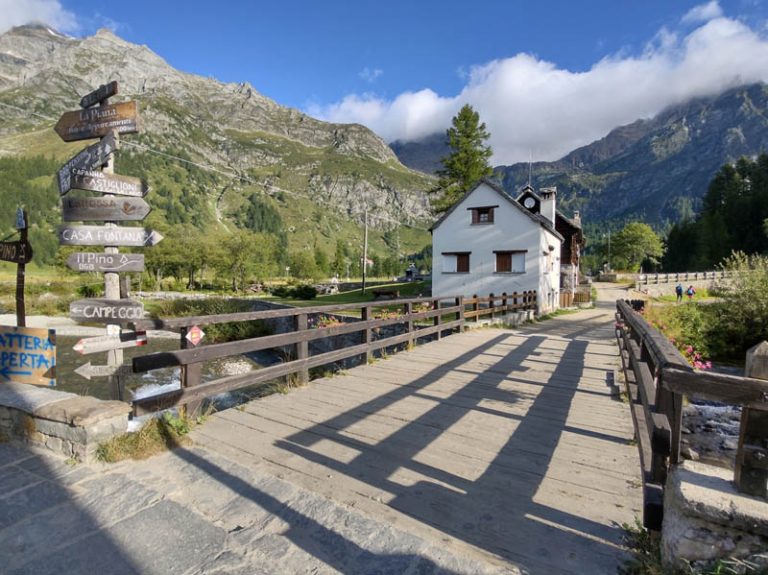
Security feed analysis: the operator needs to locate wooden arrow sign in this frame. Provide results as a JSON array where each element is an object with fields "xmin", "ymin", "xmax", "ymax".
[
  {"xmin": 58, "ymin": 130, "xmax": 118, "ymax": 195},
  {"xmin": 0, "ymin": 240, "xmax": 33, "ymax": 264},
  {"xmin": 67, "ymin": 252, "xmax": 145, "ymax": 273},
  {"xmin": 75, "ymin": 362, "xmax": 133, "ymax": 380},
  {"xmin": 80, "ymin": 81, "xmax": 118, "ymax": 109},
  {"xmin": 62, "ymin": 196, "xmax": 151, "ymax": 222},
  {"xmin": 55, "ymin": 101, "xmax": 138, "ymax": 142},
  {"xmin": 58, "ymin": 225, "xmax": 163, "ymax": 247},
  {"xmin": 73, "ymin": 330, "xmax": 147, "ymax": 355},
  {"xmin": 70, "ymin": 298, "xmax": 145, "ymax": 323},
  {"xmin": 71, "ymin": 169, "xmax": 149, "ymax": 197}
]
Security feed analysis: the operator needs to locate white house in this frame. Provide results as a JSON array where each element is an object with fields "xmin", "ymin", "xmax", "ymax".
[{"xmin": 431, "ymin": 179, "xmax": 563, "ymax": 314}]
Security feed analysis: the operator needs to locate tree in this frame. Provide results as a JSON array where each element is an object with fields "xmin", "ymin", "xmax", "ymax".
[
  {"xmin": 611, "ymin": 222, "xmax": 664, "ymax": 271},
  {"xmin": 431, "ymin": 104, "xmax": 493, "ymax": 213}
]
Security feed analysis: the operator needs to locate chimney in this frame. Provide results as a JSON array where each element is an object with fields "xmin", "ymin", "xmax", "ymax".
[
  {"xmin": 540, "ymin": 186, "xmax": 556, "ymax": 225},
  {"xmin": 573, "ymin": 210, "xmax": 581, "ymax": 225}
]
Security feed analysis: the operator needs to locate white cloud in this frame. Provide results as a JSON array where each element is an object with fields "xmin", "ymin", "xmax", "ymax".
[
  {"xmin": 359, "ymin": 67, "xmax": 383, "ymax": 83},
  {"xmin": 0, "ymin": 0, "xmax": 79, "ymax": 35},
  {"xmin": 310, "ymin": 5, "xmax": 768, "ymax": 165},
  {"xmin": 682, "ymin": 1, "xmax": 723, "ymax": 24}
]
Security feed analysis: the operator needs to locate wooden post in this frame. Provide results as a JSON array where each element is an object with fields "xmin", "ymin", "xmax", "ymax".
[
  {"xmin": 405, "ymin": 302, "xmax": 414, "ymax": 348},
  {"xmin": 735, "ymin": 341, "xmax": 768, "ymax": 497},
  {"xmin": 455, "ymin": 296, "xmax": 463, "ymax": 332},
  {"xmin": 15, "ymin": 209, "xmax": 27, "ymax": 327},
  {"xmin": 294, "ymin": 313, "xmax": 309, "ymax": 384},
  {"xmin": 433, "ymin": 299, "xmax": 442, "ymax": 340},
  {"xmin": 489, "ymin": 293, "xmax": 495, "ymax": 320},
  {"xmin": 472, "ymin": 294, "xmax": 479, "ymax": 323},
  {"xmin": 180, "ymin": 326, "xmax": 203, "ymax": 418},
  {"xmin": 361, "ymin": 305, "xmax": 372, "ymax": 365},
  {"xmin": 501, "ymin": 292, "xmax": 508, "ymax": 318},
  {"xmin": 512, "ymin": 291, "xmax": 518, "ymax": 311}
]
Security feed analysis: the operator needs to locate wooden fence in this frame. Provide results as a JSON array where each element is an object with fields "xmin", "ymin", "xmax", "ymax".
[
  {"xmin": 635, "ymin": 270, "xmax": 732, "ymax": 289},
  {"xmin": 615, "ymin": 300, "xmax": 768, "ymax": 531},
  {"xmin": 129, "ymin": 291, "xmax": 536, "ymax": 416}
]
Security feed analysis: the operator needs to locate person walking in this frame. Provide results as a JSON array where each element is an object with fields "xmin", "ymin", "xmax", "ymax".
[
  {"xmin": 675, "ymin": 283, "xmax": 683, "ymax": 304},
  {"xmin": 686, "ymin": 285, "xmax": 696, "ymax": 301}
]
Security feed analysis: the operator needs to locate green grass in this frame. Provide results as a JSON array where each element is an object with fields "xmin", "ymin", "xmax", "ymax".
[{"xmin": 654, "ymin": 287, "xmax": 714, "ymax": 303}]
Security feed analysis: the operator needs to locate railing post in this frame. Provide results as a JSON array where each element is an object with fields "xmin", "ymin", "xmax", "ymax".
[
  {"xmin": 433, "ymin": 298, "xmax": 442, "ymax": 340},
  {"xmin": 361, "ymin": 305, "xmax": 372, "ymax": 365},
  {"xmin": 294, "ymin": 312, "xmax": 309, "ymax": 384},
  {"xmin": 455, "ymin": 296, "xmax": 464, "ymax": 332},
  {"xmin": 405, "ymin": 301, "xmax": 414, "ymax": 348},
  {"xmin": 472, "ymin": 294, "xmax": 479, "ymax": 323},
  {"xmin": 489, "ymin": 292, "xmax": 495, "ymax": 320},
  {"xmin": 735, "ymin": 341, "xmax": 768, "ymax": 497},
  {"xmin": 179, "ymin": 326, "xmax": 203, "ymax": 418},
  {"xmin": 501, "ymin": 292, "xmax": 508, "ymax": 319},
  {"xmin": 513, "ymin": 291, "xmax": 518, "ymax": 311}
]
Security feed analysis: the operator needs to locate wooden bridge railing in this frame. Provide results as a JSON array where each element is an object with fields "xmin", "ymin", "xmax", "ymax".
[
  {"xmin": 615, "ymin": 300, "xmax": 768, "ymax": 531},
  {"xmin": 129, "ymin": 291, "xmax": 536, "ymax": 416},
  {"xmin": 635, "ymin": 270, "xmax": 733, "ymax": 289}
]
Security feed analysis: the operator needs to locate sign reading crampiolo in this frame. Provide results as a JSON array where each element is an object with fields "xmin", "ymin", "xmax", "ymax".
[{"xmin": 0, "ymin": 326, "xmax": 56, "ymax": 386}]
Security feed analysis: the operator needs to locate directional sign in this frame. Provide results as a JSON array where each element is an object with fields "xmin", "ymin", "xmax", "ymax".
[
  {"xmin": 73, "ymin": 330, "xmax": 147, "ymax": 355},
  {"xmin": 0, "ymin": 240, "xmax": 32, "ymax": 264},
  {"xmin": 80, "ymin": 81, "xmax": 118, "ymax": 109},
  {"xmin": 67, "ymin": 252, "xmax": 144, "ymax": 273},
  {"xmin": 58, "ymin": 225, "xmax": 163, "ymax": 247},
  {"xmin": 0, "ymin": 325, "xmax": 56, "ymax": 386},
  {"xmin": 75, "ymin": 362, "xmax": 133, "ymax": 380},
  {"xmin": 71, "ymin": 169, "xmax": 149, "ymax": 197},
  {"xmin": 55, "ymin": 101, "xmax": 138, "ymax": 142},
  {"xmin": 62, "ymin": 196, "xmax": 151, "ymax": 222},
  {"xmin": 58, "ymin": 130, "xmax": 118, "ymax": 195},
  {"xmin": 70, "ymin": 299, "xmax": 145, "ymax": 323}
]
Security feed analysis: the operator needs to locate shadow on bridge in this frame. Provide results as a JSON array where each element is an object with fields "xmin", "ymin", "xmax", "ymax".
[{"xmin": 244, "ymin": 330, "xmax": 630, "ymax": 573}]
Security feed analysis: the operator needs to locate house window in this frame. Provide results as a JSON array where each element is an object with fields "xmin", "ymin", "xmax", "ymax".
[
  {"xmin": 468, "ymin": 205, "xmax": 498, "ymax": 225},
  {"xmin": 494, "ymin": 250, "xmax": 526, "ymax": 273},
  {"xmin": 442, "ymin": 252, "xmax": 470, "ymax": 273}
]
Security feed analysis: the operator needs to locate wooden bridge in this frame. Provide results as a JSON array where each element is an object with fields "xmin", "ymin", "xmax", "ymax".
[{"xmin": 176, "ymin": 288, "xmax": 642, "ymax": 574}]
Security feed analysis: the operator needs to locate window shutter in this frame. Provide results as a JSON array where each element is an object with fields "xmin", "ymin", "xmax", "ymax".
[{"xmin": 457, "ymin": 253, "xmax": 470, "ymax": 273}]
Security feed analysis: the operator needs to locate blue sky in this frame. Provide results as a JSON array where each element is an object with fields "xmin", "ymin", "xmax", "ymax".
[{"xmin": 5, "ymin": 1, "xmax": 768, "ymax": 164}]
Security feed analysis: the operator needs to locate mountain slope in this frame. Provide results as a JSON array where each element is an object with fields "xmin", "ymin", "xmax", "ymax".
[
  {"xmin": 0, "ymin": 25, "xmax": 434, "ymax": 263},
  {"xmin": 494, "ymin": 83, "xmax": 768, "ymax": 227}
]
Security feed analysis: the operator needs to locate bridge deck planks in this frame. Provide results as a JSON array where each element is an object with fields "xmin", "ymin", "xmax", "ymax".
[{"xmin": 193, "ymin": 321, "xmax": 642, "ymax": 574}]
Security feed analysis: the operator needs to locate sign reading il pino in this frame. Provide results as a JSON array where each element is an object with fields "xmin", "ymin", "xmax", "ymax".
[
  {"xmin": 54, "ymin": 101, "xmax": 138, "ymax": 142},
  {"xmin": 62, "ymin": 196, "xmax": 151, "ymax": 222},
  {"xmin": 0, "ymin": 240, "xmax": 33, "ymax": 264},
  {"xmin": 69, "ymin": 299, "xmax": 145, "ymax": 323},
  {"xmin": 66, "ymin": 252, "xmax": 144, "ymax": 273},
  {"xmin": 0, "ymin": 325, "xmax": 56, "ymax": 386},
  {"xmin": 71, "ymin": 169, "xmax": 149, "ymax": 197},
  {"xmin": 58, "ymin": 225, "xmax": 163, "ymax": 247}
]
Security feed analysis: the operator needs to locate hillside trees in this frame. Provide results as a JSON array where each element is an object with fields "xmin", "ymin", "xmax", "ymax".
[
  {"xmin": 664, "ymin": 155, "xmax": 768, "ymax": 271},
  {"xmin": 611, "ymin": 222, "xmax": 664, "ymax": 271},
  {"xmin": 431, "ymin": 104, "xmax": 493, "ymax": 213}
]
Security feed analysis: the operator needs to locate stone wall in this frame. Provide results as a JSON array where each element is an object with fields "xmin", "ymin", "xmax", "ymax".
[{"xmin": 0, "ymin": 382, "xmax": 130, "ymax": 461}]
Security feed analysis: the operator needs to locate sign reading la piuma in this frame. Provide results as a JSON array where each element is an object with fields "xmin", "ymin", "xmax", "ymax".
[{"xmin": 0, "ymin": 326, "xmax": 56, "ymax": 386}]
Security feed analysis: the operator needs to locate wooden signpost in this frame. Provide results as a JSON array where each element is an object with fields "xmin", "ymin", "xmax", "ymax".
[
  {"xmin": 54, "ymin": 101, "xmax": 138, "ymax": 142},
  {"xmin": 58, "ymin": 130, "xmax": 118, "ymax": 195},
  {"xmin": 71, "ymin": 170, "xmax": 149, "ymax": 197},
  {"xmin": 69, "ymin": 298, "xmax": 145, "ymax": 323},
  {"xmin": 66, "ymin": 252, "xmax": 144, "ymax": 273},
  {"xmin": 80, "ymin": 81, "xmax": 118, "ymax": 109},
  {"xmin": 55, "ymin": 81, "xmax": 159, "ymax": 395},
  {"xmin": 58, "ymin": 225, "xmax": 163, "ymax": 246},
  {"xmin": 62, "ymin": 196, "xmax": 151, "ymax": 222},
  {"xmin": 0, "ymin": 240, "xmax": 33, "ymax": 264},
  {"xmin": 73, "ymin": 331, "xmax": 147, "ymax": 355}
]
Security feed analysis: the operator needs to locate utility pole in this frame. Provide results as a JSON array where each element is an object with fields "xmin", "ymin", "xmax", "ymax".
[{"xmin": 362, "ymin": 207, "xmax": 369, "ymax": 294}]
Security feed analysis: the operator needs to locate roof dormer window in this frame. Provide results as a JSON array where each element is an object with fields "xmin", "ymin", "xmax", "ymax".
[{"xmin": 468, "ymin": 205, "xmax": 497, "ymax": 225}]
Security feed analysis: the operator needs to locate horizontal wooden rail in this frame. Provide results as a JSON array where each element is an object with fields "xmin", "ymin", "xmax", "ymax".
[
  {"xmin": 616, "ymin": 299, "xmax": 768, "ymax": 530},
  {"xmin": 130, "ymin": 291, "xmax": 536, "ymax": 417}
]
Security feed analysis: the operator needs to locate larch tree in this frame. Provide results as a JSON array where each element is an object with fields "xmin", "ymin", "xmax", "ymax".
[{"xmin": 431, "ymin": 104, "xmax": 493, "ymax": 213}]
